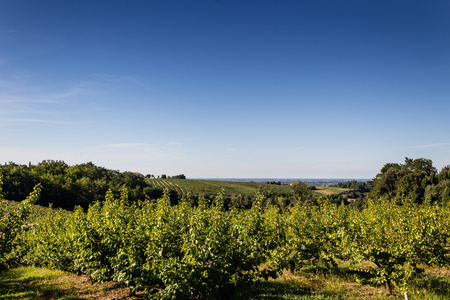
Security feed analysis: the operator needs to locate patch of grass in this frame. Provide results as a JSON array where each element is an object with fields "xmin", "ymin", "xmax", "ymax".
[
  {"xmin": 0, "ymin": 266, "xmax": 77, "ymax": 300},
  {"xmin": 408, "ymin": 268, "xmax": 450, "ymax": 300},
  {"xmin": 314, "ymin": 186, "xmax": 349, "ymax": 196},
  {"xmin": 2, "ymin": 266, "xmax": 449, "ymax": 299},
  {"xmin": 0, "ymin": 266, "xmax": 143, "ymax": 300},
  {"xmin": 271, "ymin": 269, "xmax": 395, "ymax": 300},
  {"xmin": 232, "ymin": 279, "xmax": 337, "ymax": 300}
]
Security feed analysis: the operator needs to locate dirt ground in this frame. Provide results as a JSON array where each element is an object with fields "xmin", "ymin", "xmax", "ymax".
[{"xmin": 46, "ymin": 272, "xmax": 147, "ymax": 300}]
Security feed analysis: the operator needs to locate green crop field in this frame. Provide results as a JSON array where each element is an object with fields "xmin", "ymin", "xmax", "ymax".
[
  {"xmin": 146, "ymin": 178, "xmax": 295, "ymax": 198},
  {"xmin": 314, "ymin": 186, "xmax": 350, "ymax": 196}
]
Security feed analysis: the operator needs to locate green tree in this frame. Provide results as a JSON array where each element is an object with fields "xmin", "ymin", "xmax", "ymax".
[
  {"xmin": 404, "ymin": 157, "xmax": 436, "ymax": 177},
  {"xmin": 291, "ymin": 182, "xmax": 317, "ymax": 205},
  {"xmin": 171, "ymin": 174, "xmax": 186, "ymax": 179},
  {"xmin": 0, "ymin": 162, "xmax": 35, "ymax": 201},
  {"xmin": 370, "ymin": 158, "xmax": 436, "ymax": 203},
  {"xmin": 370, "ymin": 166, "xmax": 408, "ymax": 199},
  {"xmin": 344, "ymin": 200, "xmax": 450, "ymax": 294},
  {"xmin": 442, "ymin": 187, "xmax": 450, "ymax": 206},
  {"xmin": 396, "ymin": 171, "xmax": 425, "ymax": 204}
]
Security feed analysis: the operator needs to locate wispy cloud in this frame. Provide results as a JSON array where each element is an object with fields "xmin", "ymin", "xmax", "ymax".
[
  {"xmin": 0, "ymin": 94, "xmax": 61, "ymax": 105},
  {"xmin": 0, "ymin": 72, "xmax": 156, "ymax": 130},
  {"xmin": 51, "ymin": 87, "xmax": 86, "ymax": 99},
  {"xmin": 93, "ymin": 143, "xmax": 150, "ymax": 149},
  {"xmin": 408, "ymin": 143, "xmax": 450, "ymax": 149},
  {"xmin": 1, "ymin": 118, "xmax": 88, "ymax": 125},
  {"xmin": 0, "ymin": 78, "xmax": 102, "ymax": 127}
]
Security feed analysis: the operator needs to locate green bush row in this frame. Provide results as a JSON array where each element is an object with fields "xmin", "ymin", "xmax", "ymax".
[{"xmin": 5, "ymin": 188, "xmax": 450, "ymax": 298}]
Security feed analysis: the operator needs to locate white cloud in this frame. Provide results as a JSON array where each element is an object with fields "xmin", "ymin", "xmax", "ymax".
[
  {"xmin": 52, "ymin": 87, "xmax": 86, "ymax": 99},
  {"xmin": 0, "ymin": 78, "xmax": 104, "ymax": 127},
  {"xmin": 0, "ymin": 118, "xmax": 88, "ymax": 125},
  {"xmin": 409, "ymin": 143, "xmax": 450, "ymax": 149},
  {"xmin": 92, "ymin": 143, "xmax": 150, "ymax": 149}
]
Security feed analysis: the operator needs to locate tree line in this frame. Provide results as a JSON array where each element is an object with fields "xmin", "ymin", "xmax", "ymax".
[
  {"xmin": 0, "ymin": 160, "xmax": 170, "ymax": 209},
  {"xmin": 0, "ymin": 160, "xmax": 355, "ymax": 211},
  {"xmin": 2, "ymin": 157, "xmax": 449, "ymax": 211}
]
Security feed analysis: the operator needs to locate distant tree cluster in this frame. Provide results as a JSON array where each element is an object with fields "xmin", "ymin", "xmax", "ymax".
[
  {"xmin": 369, "ymin": 157, "xmax": 450, "ymax": 205},
  {"xmin": 265, "ymin": 181, "xmax": 281, "ymax": 185},
  {"xmin": 0, "ymin": 160, "xmax": 170, "ymax": 209},
  {"xmin": 291, "ymin": 182, "xmax": 317, "ymax": 205},
  {"xmin": 335, "ymin": 180, "xmax": 372, "ymax": 193},
  {"xmin": 331, "ymin": 180, "xmax": 373, "ymax": 208}
]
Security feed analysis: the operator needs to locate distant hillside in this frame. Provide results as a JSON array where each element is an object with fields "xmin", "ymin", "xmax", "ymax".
[{"xmin": 145, "ymin": 178, "xmax": 294, "ymax": 199}]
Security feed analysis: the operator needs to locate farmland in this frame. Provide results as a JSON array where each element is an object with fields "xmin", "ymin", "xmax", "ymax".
[
  {"xmin": 1, "ymin": 158, "xmax": 450, "ymax": 299},
  {"xmin": 314, "ymin": 186, "xmax": 350, "ymax": 196},
  {"xmin": 145, "ymin": 178, "xmax": 294, "ymax": 198},
  {"xmin": 2, "ymin": 191, "xmax": 450, "ymax": 299}
]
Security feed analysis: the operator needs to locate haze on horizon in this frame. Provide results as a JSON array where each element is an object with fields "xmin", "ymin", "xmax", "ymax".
[{"xmin": 1, "ymin": 0, "xmax": 450, "ymax": 179}]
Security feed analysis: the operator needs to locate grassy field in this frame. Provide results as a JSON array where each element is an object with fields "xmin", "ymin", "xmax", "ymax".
[
  {"xmin": 2, "ymin": 265, "xmax": 449, "ymax": 300},
  {"xmin": 314, "ymin": 186, "xmax": 350, "ymax": 196},
  {"xmin": 146, "ymin": 178, "xmax": 295, "ymax": 198}
]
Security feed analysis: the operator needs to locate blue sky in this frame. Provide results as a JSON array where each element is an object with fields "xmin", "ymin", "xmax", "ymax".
[{"xmin": 1, "ymin": 0, "xmax": 449, "ymax": 178}]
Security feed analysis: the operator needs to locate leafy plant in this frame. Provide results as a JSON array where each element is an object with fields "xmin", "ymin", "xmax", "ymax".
[
  {"xmin": 0, "ymin": 173, "xmax": 41, "ymax": 272},
  {"xmin": 344, "ymin": 200, "xmax": 450, "ymax": 294}
]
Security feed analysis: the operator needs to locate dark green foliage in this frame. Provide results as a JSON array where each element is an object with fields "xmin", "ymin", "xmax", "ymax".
[
  {"xmin": 1, "ymin": 161, "xmax": 298, "ymax": 210},
  {"xmin": 171, "ymin": 174, "xmax": 186, "ymax": 179},
  {"xmin": 291, "ymin": 182, "xmax": 318, "ymax": 205},
  {"xmin": 335, "ymin": 180, "xmax": 372, "ymax": 193},
  {"xmin": 326, "ymin": 180, "xmax": 372, "ymax": 207},
  {"xmin": 369, "ymin": 157, "xmax": 450, "ymax": 205},
  {"xmin": 265, "ymin": 181, "xmax": 281, "ymax": 185},
  {"xmin": 0, "ymin": 162, "xmax": 35, "ymax": 201},
  {"xmin": 325, "ymin": 193, "xmax": 350, "ymax": 205},
  {"xmin": 0, "ymin": 174, "xmax": 41, "ymax": 273},
  {"xmin": 404, "ymin": 157, "xmax": 436, "ymax": 177},
  {"xmin": 0, "ymin": 161, "xmax": 163, "ymax": 209}
]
